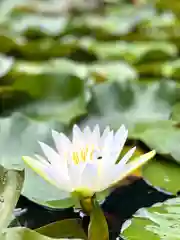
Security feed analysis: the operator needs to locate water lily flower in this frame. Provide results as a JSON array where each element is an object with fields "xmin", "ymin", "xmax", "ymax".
[{"xmin": 23, "ymin": 125, "xmax": 155, "ymax": 198}]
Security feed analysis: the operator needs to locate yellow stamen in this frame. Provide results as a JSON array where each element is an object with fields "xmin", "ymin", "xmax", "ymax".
[
  {"xmin": 72, "ymin": 146, "xmax": 94, "ymax": 164},
  {"xmin": 72, "ymin": 152, "xmax": 79, "ymax": 164}
]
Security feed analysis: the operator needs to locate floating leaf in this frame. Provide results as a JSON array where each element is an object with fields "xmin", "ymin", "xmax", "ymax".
[
  {"xmin": 1, "ymin": 227, "xmax": 82, "ymax": 239},
  {"xmin": 88, "ymin": 61, "xmax": 137, "ymax": 82},
  {"xmin": 82, "ymin": 80, "xmax": 178, "ymax": 130},
  {"xmin": 131, "ymin": 122, "xmax": 180, "ymax": 164},
  {"xmin": 119, "ymin": 145, "xmax": 180, "ymax": 195},
  {"xmin": 0, "ymin": 113, "xmax": 75, "ymax": 206},
  {"xmin": 36, "ymin": 219, "xmax": 87, "ymax": 239},
  {"xmin": 5, "ymin": 63, "xmax": 88, "ymax": 123},
  {"xmin": 162, "ymin": 59, "xmax": 180, "ymax": 79},
  {"xmin": 172, "ymin": 103, "xmax": 180, "ymax": 122},
  {"xmin": 0, "ymin": 166, "xmax": 24, "ymax": 231},
  {"xmin": 11, "ymin": 14, "xmax": 68, "ymax": 36},
  {"xmin": 122, "ymin": 197, "xmax": 180, "ymax": 240},
  {"xmin": 84, "ymin": 40, "xmax": 177, "ymax": 63},
  {"xmin": 143, "ymin": 156, "xmax": 180, "ymax": 195},
  {"xmin": 13, "ymin": 59, "xmax": 87, "ymax": 79}
]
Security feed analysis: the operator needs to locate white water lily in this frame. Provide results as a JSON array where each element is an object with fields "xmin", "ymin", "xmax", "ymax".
[{"xmin": 23, "ymin": 125, "xmax": 155, "ymax": 197}]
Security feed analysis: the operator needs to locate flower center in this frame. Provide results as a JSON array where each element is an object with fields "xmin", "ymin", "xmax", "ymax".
[{"xmin": 72, "ymin": 146, "xmax": 93, "ymax": 164}]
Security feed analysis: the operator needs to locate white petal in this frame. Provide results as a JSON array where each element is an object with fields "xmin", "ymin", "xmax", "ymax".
[
  {"xmin": 101, "ymin": 130, "xmax": 115, "ymax": 164},
  {"xmin": 22, "ymin": 156, "xmax": 58, "ymax": 187},
  {"xmin": 34, "ymin": 154, "xmax": 49, "ymax": 165},
  {"xmin": 102, "ymin": 130, "xmax": 114, "ymax": 153},
  {"xmin": 68, "ymin": 162, "xmax": 86, "ymax": 189},
  {"xmin": 23, "ymin": 156, "xmax": 71, "ymax": 191},
  {"xmin": 112, "ymin": 149, "xmax": 156, "ymax": 185},
  {"xmin": 85, "ymin": 124, "xmax": 100, "ymax": 148},
  {"xmin": 106, "ymin": 126, "xmax": 128, "ymax": 164},
  {"xmin": 114, "ymin": 125, "xmax": 127, "ymax": 142},
  {"xmin": 83, "ymin": 126, "xmax": 91, "ymax": 139},
  {"xmin": 38, "ymin": 141, "xmax": 68, "ymax": 175},
  {"xmin": 113, "ymin": 125, "xmax": 128, "ymax": 157},
  {"xmin": 100, "ymin": 126, "xmax": 110, "ymax": 145},
  {"xmin": 79, "ymin": 163, "xmax": 99, "ymax": 192},
  {"xmin": 39, "ymin": 141, "xmax": 60, "ymax": 164},
  {"xmin": 119, "ymin": 146, "xmax": 136, "ymax": 166},
  {"xmin": 52, "ymin": 130, "xmax": 71, "ymax": 154},
  {"xmin": 73, "ymin": 125, "xmax": 83, "ymax": 145},
  {"xmin": 45, "ymin": 166, "xmax": 72, "ymax": 192},
  {"xmin": 92, "ymin": 124, "xmax": 100, "ymax": 140},
  {"xmin": 100, "ymin": 147, "xmax": 136, "ymax": 188}
]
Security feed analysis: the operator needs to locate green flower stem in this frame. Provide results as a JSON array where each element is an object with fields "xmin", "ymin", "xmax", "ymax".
[{"xmin": 80, "ymin": 196, "xmax": 94, "ymax": 215}]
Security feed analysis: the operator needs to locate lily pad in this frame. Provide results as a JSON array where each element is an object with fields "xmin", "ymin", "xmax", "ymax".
[
  {"xmin": 36, "ymin": 219, "xmax": 87, "ymax": 239},
  {"xmin": 0, "ymin": 112, "xmax": 77, "ymax": 207},
  {"xmin": 122, "ymin": 197, "xmax": 180, "ymax": 240},
  {"xmin": 13, "ymin": 59, "xmax": 87, "ymax": 79},
  {"xmin": 0, "ymin": 113, "xmax": 66, "ymax": 169},
  {"xmin": 82, "ymin": 80, "xmax": 178, "ymax": 130},
  {"xmin": 1, "ymin": 227, "xmax": 82, "ymax": 240},
  {"xmin": 85, "ymin": 40, "xmax": 178, "ymax": 63},
  {"xmin": 11, "ymin": 14, "xmax": 68, "ymax": 36},
  {"xmin": 122, "ymin": 145, "xmax": 180, "ymax": 195},
  {"xmin": 17, "ymin": 38, "xmax": 78, "ymax": 60},
  {"xmin": 88, "ymin": 61, "xmax": 137, "ymax": 82},
  {"xmin": 7, "ymin": 65, "xmax": 88, "ymax": 123},
  {"xmin": 171, "ymin": 103, "xmax": 180, "ymax": 122},
  {"xmin": 131, "ymin": 122, "xmax": 180, "ymax": 164},
  {"xmin": 143, "ymin": 156, "xmax": 180, "ymax": 195},
  {"xmin": 162, "ymin": 59, "xmax": 180, "ymax": 79},
  {"xmin": 0, "ymin": 67, "xmax": 88, "ymax": 207},
  {"xmin": 0, "ymin": 166, "xmax": 24, "ymax": 231}
]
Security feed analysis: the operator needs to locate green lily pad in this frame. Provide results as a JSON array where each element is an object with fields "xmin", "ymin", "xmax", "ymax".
[
  {"xmin": 88, "ymin": 61, "xmax": 137, "ymax": 82},
  {"xmin": 11, "ymin": 14, "xmax": 68, "ymax": 36},
  {"xmin": 138, "ymin": 59, "xmax": 180, "ymax": 79},
  {"xmin": 0, "ymin": 59, "xmax": 88, "ymax": 121},
  {"xmin": 122, "ymin": 145, "xmax": 180, "ymax": 195},
  {"xmin": 1, "ymin": 227, "xmax": 82, "ymax": 240},
  {"xmin": 143, "ymin": 156, "xmax": 180, "ymax": 195},
  {"xmin": 0, "ymin": 166, "xmax": 24, "ymax": 231},
  {"xmin": 36, "ymin": 219, "xmax": 87, "ymax": 239},
  {"xmin": 162, "ymin": 59, "xmax": 180, "ymax": 79},
  {"xmin": 122, "ymin": 197, "xmax": 180, "ymax": 240},
  {"xmin": 71, "ymin": 14, "xmax": 135, "ymax": 37},
  {"xmin": 131, "ymin": 122, "xmax": 180, "ymax": 164},
  {"xmin": 13, "ymin": 59, "xmax": 87, "ymax": 79},
  {"xmin": 0, "ymin": 67, "xmax": 88, "ymax": 207},
  {"xmin": 0, "ymin": 112, "xmax": 77, "ymax": 207},
  {"xmin": 80, "ymin": 79, "xmax": 180, "ymax": 164},
  {"xmin": 84, "ymin": 40, "xmax": 177, "ymax": 63},
  {"xmin": 172, "ymin": 103, "xmax": 180, "ymax": 122},
  {"xmin": 17, "ymin": 38, "xmax": 78, "ymax": 60},
  {"xmin": 0, "ymin": 113, "xmax": 66, "ymax": 169},
  {"xmin": 69, "ymin": 4, "xmax": 155, "ymax": 39},
  {"xmin": 0, "ymin": 0, "xmax": 25, "ymax": 23},
  {"xmin": 82, "ymin": 80, "xmax": 178, "ymax": 130},
  {"xmin": 6, "ymin": 63, "xmax": 88, "ymax": 123}
]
